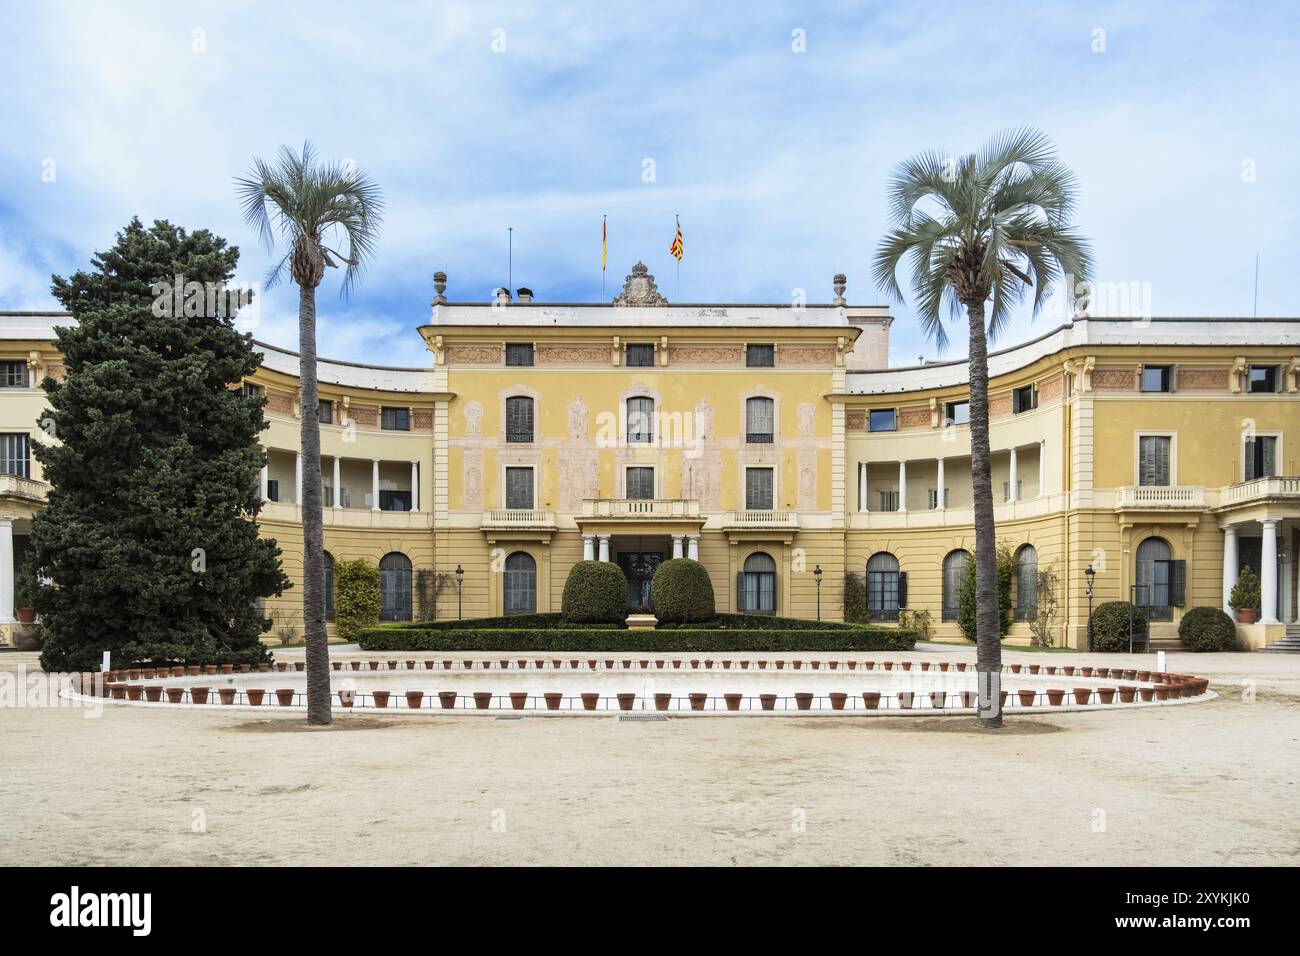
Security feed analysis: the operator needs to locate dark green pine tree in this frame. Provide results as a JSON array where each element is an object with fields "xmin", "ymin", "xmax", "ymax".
[{"xmin": 34, "ymin": 217, "xmax": 290, "ymax": 672}]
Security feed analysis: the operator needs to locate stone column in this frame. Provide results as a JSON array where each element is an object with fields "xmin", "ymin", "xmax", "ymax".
[
  {"xmin": 294, "ymin": 452, "xmax": 302, "ymax": 504},
  {"xmin": 671, "ymin": 535, "xmax": 684, "ymax": 559},
  {"xmin": 259, "ymin": 462, "xmax": 269, "ymax": 502},
  {"xmin": 857, "ymin": 462, "xmax": 868, "ymax": 513},
  {"xmin": 0, "ymin": 516, "xmax": 14, "ymax": 624},
  {"xmin": 936, "ymin": 458, "xmax": 945, "ymax": 510},
  {"xmin": 1222, "ymin": 524, "xmax": 1238, "ymax": 614},
  {"xmin": 582, "ymin": 535, "xmax": 595, "ymax": 561},
  {"xmin": 1261, "ymin": 518, "xmax": 1279, "ymax": 624},
  {"xmin": 897, "ymin": 460, "xmax": 907, "ymax": 513},
  {"xmin": 410, "ymin": 461, "xmax": 419, "ymax": 512},
  {"xmin": 687, "ymin": 535, "xmax": 699, "ymax": 560},
  {"xmin": 1038, "ymin": 439, "xmax": 1046, "ymax": 497},
  {"xmin": 1281, "ymin": 550, "xmax": 1293, "ymax": 626},
  {"xmin": 371, "ymin": 459, "xmax": 380, "ymax": 511},
  {"xmin": 332, "ymin": 457, "xmax": 342, "ymax": 510},
  {"xmin": 1009, "ymin": 447, "xmax": 1019, "ymax": 502},
  {"xmin": 597, "ymin": 535, "xmax": 610, "ymax": 562}
]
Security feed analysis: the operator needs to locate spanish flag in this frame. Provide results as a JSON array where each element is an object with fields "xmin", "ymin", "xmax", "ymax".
[{"xmin": 669, "ymin": 216, "xmax": 684, "ymax": 261}]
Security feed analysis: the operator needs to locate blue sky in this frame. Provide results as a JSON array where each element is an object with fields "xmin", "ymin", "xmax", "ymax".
[{"xmin": 1, "ymin": 0, "xmax": 1296, "ymax": 366}]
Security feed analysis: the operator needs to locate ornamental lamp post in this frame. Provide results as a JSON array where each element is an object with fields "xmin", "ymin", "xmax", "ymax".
[
  {"xmin": 814, "ymin": 565, "xmax": 823, "ymax": 622},
  {"xmin": 455, "ymin": 564, "xmax": 464, "ymax": 621},
  {"xmin": 1084, "ymin": 564, "xmax": 1096, "ymax": 653}
]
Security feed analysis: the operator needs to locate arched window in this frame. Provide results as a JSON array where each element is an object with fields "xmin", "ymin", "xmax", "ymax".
[
  {"xmin": 379, "ymin": 552, "xmax": 413, "ymax": 622},
  {"xmin": 942, "ymin": 549, "xmax": 970, "ymax": 622},
  {"xmin": 866, "ymin": 552, "xmax": 902, "ymax": 621},
  {"xmin": 505, "ymin": 396, "xmax": 534, "ymax": 443},
  {"xmin": 739, "ymin": 552, "xmax": 777, "ymax": 614},
  {"xmin": 323, "ymin": 551, "xmax": 335, "ymax": 622},
  {"xmin": 626, "ymin": 396, "xmax": 654, "ymax": 444},
  {"xmin": 1135, "ymin": 537, "xmax": 1172, "ymax": 619},
  {"xmin": 503, "ymin": 552, "xmax": 537, "ymax": 615},
  {"xmin": 1014, "ymin": 545, "xmax": 1038, "ymax": 620},
  {"xmin": 745, "ymin": 397, "xmax": 775, "ymax": 443}
]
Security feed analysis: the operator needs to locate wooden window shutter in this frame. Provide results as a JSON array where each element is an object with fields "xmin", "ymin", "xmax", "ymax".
[
  {"xmin": 897, "ymin": 571, "xmax": 908, "ymax": 608},
  {"xmin": 1169, "ymin": 560, "xmax": 1186, "ymax": 607}
]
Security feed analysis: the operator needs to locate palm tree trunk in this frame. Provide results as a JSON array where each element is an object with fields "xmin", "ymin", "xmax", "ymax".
[
  {"xmin": 966, "ymin": 299, "xmax": 1003, "ymax": 727},
  {"xmin": 298, "ymin": 282, "xmax": 331, "ymax": 725}
]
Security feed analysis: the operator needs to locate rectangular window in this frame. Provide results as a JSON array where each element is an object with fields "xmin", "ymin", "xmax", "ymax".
[
  {"xmin": 745, "ymin": 398, "xmax": 775, "ymax": 443},
  {"xmin": 626, "ymin": 397, "xmax": 654, "ymax": 444},
  {"xmin": 505, "ymin": 343, "xmax": 534, "ymax": 367},
  {"xmin": 944, "ymin": 401, "xmax": 970, "ymax": 426},
  {"xmin": 1002, "ymin": 480, "xmax": 1023, "ymax": 502},
  {"xmin": 505, "ymin": 467, "xmax": 534, "ymax": 510},
  {"xmin": 927, "ymin": 488, "xmax": 948, "ymax": 509},
  {"xmin": 745, "ymin": 468, "xmax": 774, "ymax": 510},
  {"xmin": 266, "ymin": 479, "xmax": 280, "ymax": 502},
  {"xmin": 625, "ymin": 343, "xmax": 656, "ymax": 367},
  {"xmin": 879, "ymin": 489, "xmax": 899, "ymax": 512},
  {"xmin": 1248, "ymin": 365, "xmax": 1279, "ymax": 393},
  {"xmin": 379, "ymin": 489, "xmax": 412, "ymax": 512},
  {"xmin": 1138, "ymin": 435, "xmax": 1172, "ymax": 486},
  {"xmin": 746, "ymin": 344, "xmax": 775, "ymax": 368},
  {"xmin": 0, "ymin": 361, "xmax": 28, "ymax": 388},
  {"xmin": 625, "ymin": 466, "xmax": 655, "ymax": 500},
  {"xmin": 869, "ymin": 408, "xmax": 896, "ymax": 432},
  {"xmin": 381, "ymin": 407, "xmax": 410, "ymax": 431},
  {"xmin": 0, "ymin": 433, "xmax": 30, "ymax": 477},
  {"xmin": 317, "ymin": 400, "xmax": 333, "ymax": 424},
  {"xmin": 505, "ymin": 397, "xmax": 534, "ymax": 443},
  {"xmin": 1141, "ymin": 365, "xmax": 1173, "ymax": 393},
  {"xmin": 240, "ymin": 382, "xmax": 263, "ymax": 400},
  {"xmin": 1013, "ymin": 384, "xmax": 1038, "ymax": 413},
  {"xmin": 1244, "ymin": 435, "xmax": 1278, "ymax": 481},
  {"xmin": 323, "ymin": 484, "xmax": 334, "ymax": 508}
]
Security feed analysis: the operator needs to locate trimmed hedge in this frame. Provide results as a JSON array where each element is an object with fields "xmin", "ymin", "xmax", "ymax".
[
  {"xmin": 1090, "ymin": 601, "xmax": 1149, "ymax": 652},
  {"xmin": 650, "ymin": 558, "xmax": 715, "ymax": 623},
  {"xmin": 657, "ymin": 612, "xmax": 861, "ymax": 631},
  {"xmin": 561, "ymin": 561, "xmax": 628, "ymax": 623},
  {"xmin": 378, "ymin": 613, "xmax": 620, "ymax": 631},
  {"xmin": 356, "ymin": 625, "xmax": 917, "ymax": 653},
  {"xmin": 1178, "ymin": 606, "xmax": 1237, "ymax": 652}
]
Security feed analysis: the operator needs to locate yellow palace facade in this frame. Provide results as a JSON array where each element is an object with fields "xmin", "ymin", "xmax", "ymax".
[{"xmin": 3, "ymin": 263, "xmax": 1299, "ymax": 650}]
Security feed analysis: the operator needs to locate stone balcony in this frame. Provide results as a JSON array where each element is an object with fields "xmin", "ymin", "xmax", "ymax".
[
  {"xmin": 1221, "ymin": 476, "xmax": 1300, "ymax": 507},
  {"xmin": 721, "ymin": 509, "xmax": 798, "ymax": 529},
  {"xmin": 580, "ymin": 498, "xmax": 702, "ymax": 519},
  {"xmin": 0, "ymin": 475, "xmax": 50, "ymax": 504},
  {"xmin": 1115, "ymin": 485, "xmax": 1207, "ymax": 510},
  {"xmin": 260, "ymin": 501, "xmax": 432, "ymax": 530},
  {"xmin": 481, "ymin": 508, "xmax": 557, "ymax": 530}
]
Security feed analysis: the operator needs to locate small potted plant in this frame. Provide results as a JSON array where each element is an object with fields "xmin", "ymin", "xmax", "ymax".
[
  {"xmin": 13, "ymin": 560, "xmax": 38, "ymax": 624},
  {"xmin": 1229, "ymin": 567, "xmax": 1261, "ymax": 624}
]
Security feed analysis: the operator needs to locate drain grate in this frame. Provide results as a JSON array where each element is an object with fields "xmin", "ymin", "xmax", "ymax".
[
  {"xmin": 619, "ymin": 714, "xmax": 669, "ymax": 722},
  {"xmin": 494, "ymin": 715, "xmax": 526, "ymax": 721}
]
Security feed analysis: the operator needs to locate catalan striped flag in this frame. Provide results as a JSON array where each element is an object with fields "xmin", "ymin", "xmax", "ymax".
[
  {"xmin": 669, "ymin": 216, "xmax": 684, "ymax": 261},
  {"xmin": 601, "ymin": 216, "xmax": 607, "ymax": 272}
]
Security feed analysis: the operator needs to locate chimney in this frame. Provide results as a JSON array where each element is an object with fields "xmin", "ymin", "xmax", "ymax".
[
  {"xmin": 495, "ymin": 287, "xmax": 511, "ymax": 305},
  {"xmin": 516, "ymin": 287, "xmax": 533, "ymax": 303},
  {"xmin": 432, "ymin": 271, "xmax": 447, "ymax": 305},
  {"xmin": 832, "ymin": 273, "xmax": 847, "ymax": 306}
]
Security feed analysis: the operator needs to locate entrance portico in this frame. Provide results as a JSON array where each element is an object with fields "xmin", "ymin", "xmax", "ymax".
[{"xmin": 1218, "ymin": 477, "xmax": 1300, "ymax": 643}]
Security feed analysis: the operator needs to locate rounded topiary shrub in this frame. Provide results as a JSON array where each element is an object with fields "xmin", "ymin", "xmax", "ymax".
[
  {"xmin": 1178, "ymin": 606, "xmax": 1237, "ymax": 652},
  {"xmin": 561, "ymin": 560, "xmax": 629, "ymax": 624},
  {"xmin": 1090, "ymin": 601, "xmax": 1148, "ymax": 652},
  {"xmin": 650, "ymin": 558, "xmax": 716, "ymax": 623}
]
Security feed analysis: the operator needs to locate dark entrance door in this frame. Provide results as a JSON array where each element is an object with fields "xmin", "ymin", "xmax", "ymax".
[{"xmin": 617, "ymin": 552, "xmax": 663, "ymax": 608}]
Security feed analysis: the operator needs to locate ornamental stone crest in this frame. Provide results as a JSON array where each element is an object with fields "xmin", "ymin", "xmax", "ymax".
[{"xmin": 612, "ymin": 261, "xmax": 668, "ymax": 306}]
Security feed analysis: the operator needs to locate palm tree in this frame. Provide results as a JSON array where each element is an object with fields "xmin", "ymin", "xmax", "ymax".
[
  {"xmin": 873, "ymin": 128, "xmax": 1091, "ymax": 727},
  {"xmin": 237, "ymin": 143, "xmax": 383, "ymax": 725}
]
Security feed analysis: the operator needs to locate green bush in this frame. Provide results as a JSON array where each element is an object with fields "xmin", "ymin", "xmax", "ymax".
[
  {"xmin": 1178, "ymin": 606, "xmax": 1237, "ymax": 652},
  {"xmin": 560, "ymin": 561, "xmax": 628, "ymax": 624},
  {"xmin": 656, "ymin": 613, "xmax": 862, "ymax": 631},
  {"xmin": 1090, "ymin": 601, "xmax": 1148, "ymax": 652},
  {"xmin": 650, "ymin": 558, "xmax": 715, "ymax": 623},
  {"xmin": 842, "ymin": 571, "xmax": 867, "ymax": 624},
  {"xmin": 335, "ymin": 559, "xmax": 381, "ymax": 642},
  {"xmin": 1228, "ymin": 566, "xmax": 1260, "ymax": 612},
  {"xmin": 380, "ymin": 613, "xmax": 620, "ymax": 631},
  {"xmin": 958, "ymin": 544, "xmax": 1015, "ymax": 642},
  {"xmin": 356, "ymin": 625, "xmax": 917, "ymax": 653}
]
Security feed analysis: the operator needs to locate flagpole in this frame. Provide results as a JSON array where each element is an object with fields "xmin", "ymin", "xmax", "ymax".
[{"xmin": 675, "ymin": 214, "xmax": 680, "ymax": 299}]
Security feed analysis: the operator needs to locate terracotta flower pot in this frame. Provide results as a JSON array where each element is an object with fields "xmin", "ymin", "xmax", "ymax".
[
  {"xmin": 219, "ymin": 688, "xmax": 237, "ymax": 705},
  {"xmin": 369, "ymin": 661, "xmax": 381, "ymax": 671},
  {"xmin": 1153, "ymin": 684, "xmax": 1169, "ymax": 700},
  {"xmin": 189, "ymin": 687, "xmax": 209, "ymax": 704},
  {"xmin": 605, "ymin": 660, "xmax": 616, "ymax": 669},
  {"xmin": 519, "ymin": 659, "xmax": 530, "ymax": 670},
  {"xmin": 897, "ymin": 691, "xmax": 915, "ymax": 709},
  {"xmin": 295, "ymin": 662, "xmax": 305, "ymax": 672},
  {"xmin": 372, "ymin": 691, "xmax": 390, "ymax": 709},
  {"xmin": 882, "ymin": 661, "xmax": 893, "ymax": 671},
  {"xmin": 1236, "ymin": 608, "xmax": 1257, "ymax": 624},
  {"xmin": 443, "ymin": 660, "xmax": 454, "ymax": 670},
  {"xmin": 204, "ymin": 665, "xmax": 218, "ymax": 675},
  {"xmin": 758, "ymin": 660, "xmax": 768, "ymax": 669},
  {"xmin": 794, "ymin": 692, "xmax": 814, "ymax": 711},
  {"xmin": 405, "ymin": 691, "xmax": 424, "ymax": 709},
  {"xmin": 1118, "ymin": 686, "xmax": 1137, "ymax": 703},
  {"xmin": 723, "ymin": 660, "xmax": 733, "ymax": 669},
  {"xmin": 861, "ymin": 691, "xmax": 881, "ymax": 710},
  {"xmin": 144, "ymin": 686, "xmax": 163, "ymax": 702},
  {"xmin": 1000, "ymin": 690, "xmax": 1008, "ymax": 707},
  {"xmin": 332, "ymin": 662, "xmax": 342, "ymax": 671},
  {"xmin": 690, "ymin": 659, "xmax": 700, "ymax": 669},
  {"xmin": 740, "ymin": 660, "xmax": 750, "ymax": 669},
  {"xmin": 1010, "ymin": 664, "xmax": 1022, "ymax": 674},
  {"xmin": 1139, "ymin": 687, "xmax": 1156, "ymax": 701},
  {"xmin": 689, "ymin": 692, "xmax": 708, "ymax": 711},
  {"xmin": 223, "ymin": 665, "xmax": 235, "ymax": 675},
  {"xmin": 703, "ymin": 659, "xmax": 714, "ymax": 669},
  {"xmin": 569, "ymin": 660, "xmax": 580, "ymax": 669},
  {"xmin": 939, "ymin": 662, "xmax": 949, "ymax": 672},
  {"xmin": 1046, "ymin": 689, "xmax": 1066, "ymax": 706},
  {"xmin": 1097, "ymin": 687, "xmax": 1117, "ymax": 704},
  {"xmin": 407, "ymin": 660, "xmax": 417, "ymax": 670},
  {"xmin": 141, "ymin": 668, "xmax": 156, "ymax": 679},
  {"xmin": 237, "ymin": 664, "xmax": 251, "ymax": 673},
  {"xmin": 809, "ymin": 661, "xmax": 820, "ymax": 670},
  {"xmin": 1081, "ymin": 667, "xmax": 1093, "ymax": 677},
  {"xmin": 127, "ymin": 669, "xmax": 140, "ymax": 680},
  {"xmin": 639, "ymin": 659, "xmax": 649, "ymax": 668},
  {"xmin": 588, "ymin": 660, "xmax": 599, "ymax": 670},
  {"xmin": 581, "ymin": 692, "xmax": 600, "ymax": 711},
  {"xmin": 920, "ymin": 662, "xmax": 930, "ymax": 671},
  {"xmin": 337, "ymin": 689, "xmax": 355, "ymax": 707},
  {"xmin": 1017, "ymin": 689, "xmax": 1036, "ymax": 707},
  {"xmin": 544, "ymin": 692, "xmax": 563, "ymax": 711},
  {"xmin": 901, "ymin": 661, "xmax": 912, "ymax": 671},
  {"xmin": 1063, "ymin": 666, "xmax": 1075, "ymax": 676},
  {"xmin": 552, "ymin": 660, "xmax": 562, "ymax": 669},
  {"xmin": 510, "ymin": 692, "xmax": 529, "ymax": 710},
  {"xmin": 109, "ymin": 684, "xmax": 125, "ymax": 700},
  {"xmin": 473, "ymin": 692, "xmax": 493, "ymax": 710},
  {"xmin": 258, "ymin": 663, "xmax": 271, "ymax": 673},
  {"xmin": 655, "ymin": 660, "xmax": 665, "ymax": 669},
  {"xmin": 724, "ymin": 693, "xmax": 743, "ymax": 711},
  {"xmin": 425, "ymin": 661, "xmax": 436, "ymax": 670},
  {"xmin": 246, "ymin": 688, "xmax": 265, "ymax": 706},
  {"xmin": 847, "ymin": 661, "xmax": 857, "ymax": 670},
  {"xmin": 276, "ymin": 689, "xmax": 296, "ymax": 707},
  {"xmin": 930, "ymin": 691, "xmax": 947, "ymax": 709},
  {"xmin": 276, "ymin": 662, "xmax": 287, "ymax": 672},
  {"xmin": 864, "ymin": 661, "xmax": 875, "ymax": 671},
  {"xmin": 1137, "ymin": 671, "xmax": 1151, "ymax": 681},
  {"xmin": 828, "ymin": 661, "xmax": 838, "ymax": 670},
  {"xmin": 166, "ymin": 688, "xmax": 185, "ymax": 703},
  {"xmin": 1028, "ymin": 665, "xmax": 1040, "ymax": 675},
  {"xmin": 438, "ymin": 691, "xmax": 458, "ymax": 710},
  {"xmin": 126, "ymin": 686, "xmax": 142, "ymax": 701},
  {"xmin": 672, "ymin": 660, "xmax": 682, "ymax": 669},
  {"xmin": 792, "ymin": 660, "xmax": 802, "ymax": 670},
  {"xmin": 760, "ymin": 693, "xmax": 778, "ymax": 711},
  {"xmin": 961, "ymin": 691, "xmax": 977, "ymax": 708},
  {"xmin": 775, "ymin": 661, "xmax": 785, "ymax": 670},
  {"xmin": 957, "ymin": 662, "xmax": 968, "ymax": 672},
  {"xmin": 1044, "ymin": 666, "xmax": 1056, "ymax": 676},
  {"xmin": 829, "ymin": 692, "xmax": 848, "ymax": 711},
  {"xmin": 188, "ymin": 665, "xmax": 201, "ymax": 676},
  {"xmin": 349, "ymin": 661, "xmax": 360, "ymax": 671},
  {"xmin": 615, "ymin": 692, "xmax": 636, "ymax": 711},
  {"xmin": 1072, "ymin": 687, "xmax": 1092, "ymax": 705},
  {"xmin": 654, "ymin": 693, "xmax": 672, "ymax": 711}
]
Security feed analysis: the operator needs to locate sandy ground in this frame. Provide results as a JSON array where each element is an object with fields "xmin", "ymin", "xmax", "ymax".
[{"xmin": 2, "ymin": 644, "xmax": 1298, "ymax": 866}]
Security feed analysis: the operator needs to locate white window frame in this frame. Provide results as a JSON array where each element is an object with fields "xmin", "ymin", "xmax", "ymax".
[
  {"xmin": 1242, "ymin": 430, "xmax": 1283, "ymax": 482},
  {"xmin": 1133, "ymin": 431, "xmax": 1177, "ymax": 487}
]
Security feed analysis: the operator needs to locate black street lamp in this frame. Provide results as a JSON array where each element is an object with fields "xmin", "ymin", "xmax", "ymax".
[
  {"xmin": 1084, "ymin": 564, "xmax": 1096, "ymax": 653},
  {"xmin": 814, "ymin": 565, "xmax": 823, "ymax": 622},
  {"xmin": 455, "ymin": 564, "xmax": 464, "ymax": 620}
]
